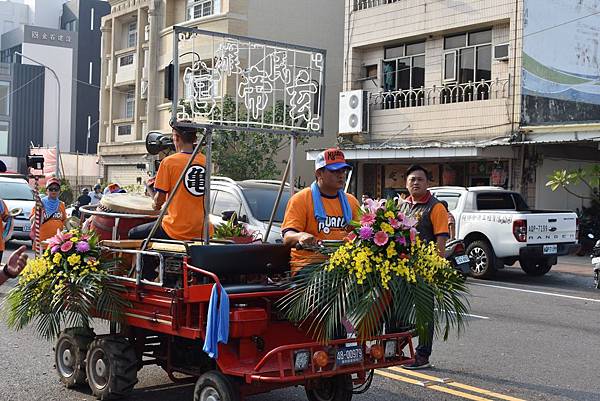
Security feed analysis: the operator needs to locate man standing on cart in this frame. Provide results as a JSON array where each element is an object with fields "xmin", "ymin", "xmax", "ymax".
[
  {"xmin": 129, "ymin": 122, "xmax": 212, "ymax": 242},
  {"xmin": 282, "ymin": 148, "xmax": 360, "ymax": 273}
]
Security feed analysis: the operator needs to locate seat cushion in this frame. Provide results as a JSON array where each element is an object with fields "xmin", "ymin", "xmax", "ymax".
[
  {"xmin": 189, "ymin": 243, "xmax": 291, "ymax": 275},
  {"xmin": 222, "ymin": 283, "xmax": 289, "ymax": 295}
]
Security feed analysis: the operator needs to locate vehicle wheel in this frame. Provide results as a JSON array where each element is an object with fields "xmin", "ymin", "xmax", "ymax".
[
  {"xmin": 305, "ymin": 374, "xmax": 353, "ymax": 401},
  {"xmin": 594, "ymin": 270, "xmax": 600, "ymax": 289},
  {"xmin": 86, "ymin": 336, "xmax": 139, "ymax": 400},
  {"xmin": 466, "ymin": 240, "xmax": 497, "ymax": 279},
  {"xmin": 55, "ymin": 327, "xmax": 94, "ymax": 388},
  {"xmin": 520, "ymin": 259, "xmax": 552, "ymax": 276},
  {"xmin": 193, "ymin": 371, "xmax": 240, "ymax": 401}
]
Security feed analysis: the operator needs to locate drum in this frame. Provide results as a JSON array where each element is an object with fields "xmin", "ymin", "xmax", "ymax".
[{"xmin": 84, "ymin": 193, "xmax": 159, "ymax": 240}]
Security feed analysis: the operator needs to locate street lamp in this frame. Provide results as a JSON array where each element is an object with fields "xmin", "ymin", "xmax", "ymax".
[{"xmin": 15, "ymin": 51, "xmax": 61, "ymax": 178}]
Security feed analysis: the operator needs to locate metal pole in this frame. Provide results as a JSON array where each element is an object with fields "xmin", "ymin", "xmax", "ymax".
[
  {"xmin": 16, "ymin": 52, "xmax": 61, "ymax": 178},
  {"xmin": 289, "ymin": 135, "xmax": 296, "ymax": 196},
  {"xmin": 171, "ymin": 28, "xmax": 179, "ymax": 122},
  {"xmin": 264, "ymin": 159, "xmax": 290, "ymax": 243},
  {"xmin": 203, "ymin": 128, "xmax": 212, "ymax": 245}
]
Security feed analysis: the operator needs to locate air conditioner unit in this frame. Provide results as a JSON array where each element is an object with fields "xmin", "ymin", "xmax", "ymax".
[
  {"xmin": 494, "ymin": 43, "xmax": 509, "ymax": 61},
  {"xmin": 339, "ymin": 90, "xmax": 368, "ymax": 134}
]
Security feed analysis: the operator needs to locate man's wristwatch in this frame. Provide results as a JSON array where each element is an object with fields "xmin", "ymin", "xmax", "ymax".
[{"xmin": 2, "ymin": 263, "xmax": 18, "ymax": 279}]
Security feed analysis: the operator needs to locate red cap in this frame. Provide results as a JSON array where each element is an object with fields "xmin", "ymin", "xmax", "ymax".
[
  {"xmin": 314, "ymin": 148, "xmax": 352, "ymax": 171},
  {"xmin": 45, "ymin": 177, "xmax": 60, "ymax": 188}
]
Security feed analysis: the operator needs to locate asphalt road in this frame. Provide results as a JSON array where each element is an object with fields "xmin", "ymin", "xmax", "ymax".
[{"xmin": 1, "ymin": 241, "xmax": 599, "ymax": 401}]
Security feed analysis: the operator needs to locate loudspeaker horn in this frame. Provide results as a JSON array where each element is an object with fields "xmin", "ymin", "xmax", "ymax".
[{"xmin": 146, "ymin": 131, "xmax": 175, "ymax": 155}]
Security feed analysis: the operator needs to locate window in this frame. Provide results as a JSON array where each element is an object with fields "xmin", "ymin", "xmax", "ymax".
[
  {"xmin": 90, "ymin": 8, "xmax": 95, "ymax": 30},
  {"xmin": 442, "ymin": 29, "xmax": 492, "ymax": 102},
  {"xmin": 127, "ymin": 21, "xmax": 137, "ymax": 48},
  {"xmin": 434, "ymin": 193, "xmax": 461, "ymax": 211},
  {"xmin": 364, "ymin": 64, "xmax": 378, "ymax": 79},
  {"xmin": 187, "ymin": 0, "xmax": 214, "ymax": 20},
  {"xmin": 242, "ymin": 187, "xmax": 291, "ymax": 222},
  {"xmin": 212, "ymin": 190, "xmax": 243, "ymax": 217},
  {"xmin": 125, "ymin": 91, "xmax": 135, "ymax": 118},
  {"xmin": 0, "ymin": 81, "xmax": 9, "ymax": 115},
  {"xmin": 0, "ymin": 121, "xmax": 7, "ymax": 154},
  {"xmin": 475, "ymin": 192, "xmax": 529, "ymax": 211},
  {"xmin": 382, "ymin": 41, "xmax": 425, "ymax": 107},
  {"xmin": 117, "ymin": 125, "xmax": 131, "ymax": 136},
  {"xmin": 0, "ymin": 180, "xmax": 34, "ymax": 200},
  {"xmin": 119, "ymin": 54, "xmax": 134, "ymax": 66}
]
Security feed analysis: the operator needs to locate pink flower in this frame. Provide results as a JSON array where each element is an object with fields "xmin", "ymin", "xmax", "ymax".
[
  {"xmin": 345, "ymin": 232, "xmax": 358, "ymax": 242},
  {"xmin": 400, "ymin": 215, "xmax": 418, "ymax": 228},
  {"xmin": 395, "ymin": 235, "xmax": 407, "ymax": 246},
  {"xmin": 51, "ymin": 245, "xmax": 60, "ymax": 254},
  {"xmin": 365, "ymin": 198, "xmax": 386, "ymax": 214},
  {"xmin": 360, "ymin": 213, "xmax": 376, "ymax": 226},
  {"xmin": 373, "ymin": 231, "xmax": 389, "ymax": 246},
  {"xmin": 76, "ymin": 241, "xmax": 90, "ymax": 253},
  {"xmin": 409, "ymin": 227, "xmax": 418, "ymax": 242},
  {"xmin": 60, "ymin": 241, "xmax": 73, "ymax": 252},
  {"xmin": 389, "ymin": 218, "xmax": 401, "ymax": 229},
  {"xmin": 359, "ymin": 226, "xmax": 374, "ymax": 240}
]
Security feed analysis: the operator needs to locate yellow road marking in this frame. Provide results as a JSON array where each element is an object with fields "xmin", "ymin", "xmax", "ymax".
[
  {"xmin": 375, "ymin": 370, "xmax": 495, "ymax": 401},
  {"xmin": 388, "ymin": 367, "xmax": 527, "ymax": 401}
]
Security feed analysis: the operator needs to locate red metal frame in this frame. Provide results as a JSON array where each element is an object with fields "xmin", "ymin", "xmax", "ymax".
[{"xmin": 98, "ymin": 252, "xmax": 416, "ymax": 396}]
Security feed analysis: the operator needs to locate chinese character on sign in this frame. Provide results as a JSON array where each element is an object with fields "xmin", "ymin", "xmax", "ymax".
[
  {"xmin": 58, "ymin": 35, "xmax": 64, "ymax": 42},
  {"xmin": 184, "ymin": 165, "xmax": 206, "ymax": 196},
  {"xmin": 31, "ymin": 31, "xmax": 39, "ymax": 39},
  {"xmin": 66, "ymin": 36, "xmax": 71, "ymax": 43},
  {"xmin": 50, "ymin": 34, "xmax": 56, "ymax": 41},
  {"xmin": 42, "ymin": 33, "xmax": 48, "ymax": 40}
]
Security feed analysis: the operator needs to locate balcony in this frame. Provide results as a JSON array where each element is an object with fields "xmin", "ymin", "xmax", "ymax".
[
  {"xmin": 353, "ymin": 0, "xmax": 399, "ymax": 11},
  {"xmin": 370, "ymin": 79, "xmax": 510, "ymax": 110},
  {"xmin": 115, "ymin": 52, "xmax": 136, "ymax": 85}
]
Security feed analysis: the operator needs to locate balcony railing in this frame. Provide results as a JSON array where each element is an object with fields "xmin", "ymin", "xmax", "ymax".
[
  {"xmin": 370, "ymin": 78, "xmax": 511, "ymax": 110},
  {"xmin": 353, "ymin": 0, "xmax": 399, "ymax": 11}
]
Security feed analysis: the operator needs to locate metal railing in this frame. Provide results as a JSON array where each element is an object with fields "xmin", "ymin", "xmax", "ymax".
[
  {"xmin": 370, "ymin": 78, "xmax": 511, "ymax": 110},
  {"xmin": 353, "ymin": 0, "xmax": 399, "ymax": 11}
]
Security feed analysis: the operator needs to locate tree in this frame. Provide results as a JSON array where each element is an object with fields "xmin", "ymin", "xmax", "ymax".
[{"xmin": 546, "ymin": 164, "xmax": 600, "ymax": 203}]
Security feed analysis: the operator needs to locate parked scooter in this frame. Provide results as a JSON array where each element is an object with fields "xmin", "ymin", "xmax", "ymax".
[
  {"xmin": 590, "ymin": 234, "xmax": 600, "ymax": 289},
  {"xmin": 445, "ymin": 239, "xmax": 471, "ymax": 276}
]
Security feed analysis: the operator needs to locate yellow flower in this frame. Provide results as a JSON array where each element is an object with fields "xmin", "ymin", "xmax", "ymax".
[
  {"xmin": 380, "ymin": 222, "xmax": 394, "ymax": 235},
  {"xmin": 70, "ymin": 237, "xmax": 79, "ymax": 242},
  {"xmin": 384, "ymin": 211, "xmax": 395, "ymax": 219},
  {"xmin": 53, "ymin": 253, "xmax": 62, "ymax": 264},
  {"xmin": 67, "ymin": 254, "xmax": 81, "ymax": 266}
]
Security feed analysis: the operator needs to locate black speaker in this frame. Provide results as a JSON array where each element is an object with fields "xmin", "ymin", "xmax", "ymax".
[{"xmin": 145, "ymin": 132, "xmax": 175, "ymax": 155}]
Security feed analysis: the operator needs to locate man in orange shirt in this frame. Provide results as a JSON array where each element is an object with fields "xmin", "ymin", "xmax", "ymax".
[
  {"xmin": 282, "ymin": 148, "xmax": 360, "ymax": 273},
  {"xmin": 399, "ymin": 164, "xmax": 449, "ymax": 370},
  {"xmin": 30, "ymin": 177, "xmax": 66, "ymax": 250},
  {"xmin": 129, "ymin": 123, "xmax": 211, "ymax": 242},
  {"xmin": 0, "ymin": 198, "xmax": 9, "ymax": 260}
]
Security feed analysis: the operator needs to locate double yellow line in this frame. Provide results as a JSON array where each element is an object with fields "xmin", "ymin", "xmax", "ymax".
[{"xmin": 376, "ymin": 367, "xmax": 527, "ymax": 401}]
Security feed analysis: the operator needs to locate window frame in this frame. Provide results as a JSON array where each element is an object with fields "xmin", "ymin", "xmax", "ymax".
[
  {"xmin": 442, "ymin": 29, "xmax": 492, "ymax": 84},
  {"xmin": 125, "ymin": 91, "xmax": 135, "ymax": 119},
  {"xmin": 119, "ymin": 54, "xmax": 134, "ymax": 67},
  {"xmin": 187, "ymin": 0, "xmax": 215, "ymax": 21},
  {"xmin": 0, "ymin": 81, "xmax": 10, "ymax": 116},
  {"xmin": 117, "ymin": 124, "xmax": 131, "ymax": 136},
  {"xmin": 127, "ymin": 21, "xmax": 137, "ymax": 48},
  {"xmin": 382, "ymin": 41, "xmax": 426, "ymax": 92},
  {"xmin": 211, "ymin": 189, "xmax": 244, "ymax": 217}
]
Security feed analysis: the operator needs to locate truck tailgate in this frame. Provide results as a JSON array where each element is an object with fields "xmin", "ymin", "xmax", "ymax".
[{"xmin": 526, "ymin": 213, "xmax": 577, "ymax": 244}]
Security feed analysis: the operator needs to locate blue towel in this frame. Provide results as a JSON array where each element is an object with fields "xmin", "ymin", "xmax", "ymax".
[
  {"xmin": 41, "ymin": 196, "xmax": 60, "ymax": 217},
  {"xmin": 310, "ymin": 181, "xmax": 352, "ymax": 225},
  {"xmin": 203, "ymin": 284, "xmax": 229, "ymax": 359}
]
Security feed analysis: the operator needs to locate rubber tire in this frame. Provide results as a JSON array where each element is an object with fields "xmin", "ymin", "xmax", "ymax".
[
  {"xmin": 594, "ymin": 270, "xmax": 600, "ymax": 289},
  {"xmin": 85, "ymin": 336, "xmax": 139, "ymax": 400},
  {"xmin": 193, "ymin": 371, "xmax": 240, "ymax": 401},
  {"xmin": 520, "ymin": 259, "xmax": 552, "ymax": 276},
  {"xmin": 54, "ymin": 327, "xmax": 94, "ymax": 388},
  {"xmin": 466, "ymin": 240, "xmax": 498, "ymax": 279},
  {"xmin": 305, "ymin": 374, "xmax": 353, "ymax": 401}
]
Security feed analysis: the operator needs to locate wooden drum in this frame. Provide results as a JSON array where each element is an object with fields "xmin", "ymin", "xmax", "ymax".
[{"xmin": 81, "ymin": 193, "xmax": 159, "ymax": 240}]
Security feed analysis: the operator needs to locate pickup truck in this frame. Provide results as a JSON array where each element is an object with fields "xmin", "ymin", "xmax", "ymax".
[{"xmin": 429, "ymin": 186, "xmax": 579, "ymax": 278}]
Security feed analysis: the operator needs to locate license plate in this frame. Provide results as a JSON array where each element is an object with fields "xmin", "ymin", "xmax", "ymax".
[
  {"xmin": 592, "ymin": 257, "xmax": 600, "ymax": 265},
  {"xmin": 23, "ymin": 225, "xmax": 31, "ymax": 232},
  {"xmin": 336, "ymin": 345, "xmax": 363, "ymax": 366},
  {"xmin": 543, "ymin": 245, "xmax": 557, "ymax": 254},
  {"xmin": 455, "ymin": 255, "xmax": 470, "ymax": 264}
]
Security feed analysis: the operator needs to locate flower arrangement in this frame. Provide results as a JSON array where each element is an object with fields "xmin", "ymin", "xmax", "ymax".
[
  {"xmin": 213, "ymin": 213, "xmax": 260, "ymax": 244},
  {"xmin": 4, "ymin": 228, "xmax": 127, "ymax": 340},
  {"xmin": 279, "ymin": 198, "xmax": 469, "ymax": 342}
]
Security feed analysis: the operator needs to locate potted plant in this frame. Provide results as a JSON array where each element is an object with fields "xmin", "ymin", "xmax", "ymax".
[{"xmin": 213, "ymin": 212, "xmax": 259, "ymax": 244}]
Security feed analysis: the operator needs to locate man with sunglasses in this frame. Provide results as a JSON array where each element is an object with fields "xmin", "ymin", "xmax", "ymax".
[{"xmin": 30, "ymin": 177, "xmax": 66, "ymax": 248}]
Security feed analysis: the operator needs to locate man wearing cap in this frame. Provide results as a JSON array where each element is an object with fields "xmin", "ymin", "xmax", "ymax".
[
  {"xmin": 282, "ymin": 148, "xmax": 361, "ymax": 273},
  {"xmin": 30, "ymin": 177, "xmax": 66, "ymax": 248},
  {"xmin": 129, "ymin": 123, "xmax": 212, "ymax": 243},
  {"xmin": 90, "ymin": 184, "xmax": 102, "ymax": 205}
]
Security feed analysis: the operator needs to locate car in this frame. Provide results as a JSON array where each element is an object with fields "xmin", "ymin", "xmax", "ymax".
[
  {"xmin": 209, "ymin": 177, "xmax": 294, "ymax": 243},
  {"xmin": 0, "ymin": 176, "xmax": 35, "ymax": 241}
]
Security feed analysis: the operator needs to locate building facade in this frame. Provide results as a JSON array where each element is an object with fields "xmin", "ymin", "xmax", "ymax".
[
  {"xmin": 322, "ymin": 0, "xmax": 599, "ymax": 210},
  {"xmin": 98, "ymin": 0, "xmax": 345, "ymax": 186}
]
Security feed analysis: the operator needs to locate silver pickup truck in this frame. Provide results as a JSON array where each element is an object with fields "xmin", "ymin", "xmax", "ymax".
[{"xmin": 430, "ymin": 186, "xmax": 579, "ymax": 278}]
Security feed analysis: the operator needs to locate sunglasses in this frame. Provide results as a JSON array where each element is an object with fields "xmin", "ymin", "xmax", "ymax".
[{"xmin": 47, "ymin": 186, "xmax": 60, "ymax": 191}]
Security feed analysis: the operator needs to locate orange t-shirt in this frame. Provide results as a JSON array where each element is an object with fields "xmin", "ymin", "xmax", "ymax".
[
  {"xmin": 154, "ymin": 152, "xmax": 212, "ymax": 240},
  {"xmin": 282, "ymin": 187, "xmax": 360, "ymax": 272},
  {"xmin": 30, "ymin": 201, "xmax": 66, "ymax": 243},
  {"xmin": 430, "ymin": 203, "xmax": 449, "ymax": 237},
  {"xmin": 0, "ymin": 199, "xmax": 8, "ymax": 251}
]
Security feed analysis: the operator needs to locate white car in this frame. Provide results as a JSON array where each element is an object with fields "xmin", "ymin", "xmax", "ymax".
[
  {"xmin": 209, "ymin": 177, "xmax": 293, "ymax": 243},
  {"xmin": 0, "ymin": 176, "xmax": 35, "ymax": 241}
]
